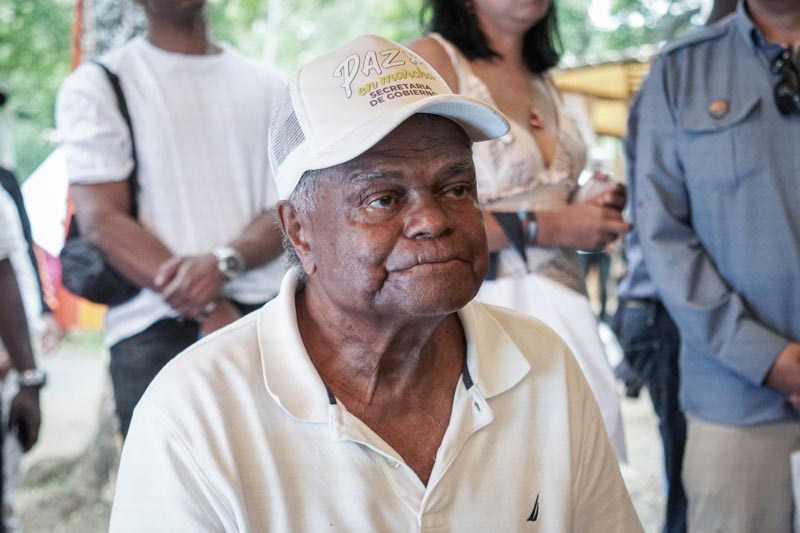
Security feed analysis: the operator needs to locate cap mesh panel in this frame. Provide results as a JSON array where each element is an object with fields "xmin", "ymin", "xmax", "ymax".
[{"xmin": 268, "ymin": 89, "xmax": 305, "ymax": 177}]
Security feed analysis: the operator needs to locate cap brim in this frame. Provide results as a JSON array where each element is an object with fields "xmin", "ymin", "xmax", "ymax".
[
  {"xmin": 416, "ymin": 95, "xmax": 510, "ymax": 142},
  {"xmin": 312, "ymin": 93, "xmax": 509, "ymax": 173},
  {"xmin": 275, "ymin": 94, "xmax": 509, "ymax": 199}
]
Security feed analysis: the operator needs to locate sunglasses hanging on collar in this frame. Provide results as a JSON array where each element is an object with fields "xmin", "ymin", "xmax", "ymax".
[{"xmin": 771, "ymin": 48, "xmax": 800, "ymax": 116}]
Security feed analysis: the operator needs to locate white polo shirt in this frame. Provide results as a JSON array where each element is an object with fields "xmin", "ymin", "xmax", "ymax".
[{"xmin": 111, "ymin": 272, "xmax": 642, "ymax": 532}]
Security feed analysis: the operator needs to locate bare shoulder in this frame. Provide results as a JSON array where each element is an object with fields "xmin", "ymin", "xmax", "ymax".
[{"xmin": 407, "ymin": 36, "xmax": 459, "ymax": 92}]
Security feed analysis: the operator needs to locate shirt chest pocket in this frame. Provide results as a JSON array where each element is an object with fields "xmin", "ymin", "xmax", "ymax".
[{"xmin": 678, "ymin": 96, "xmax": 763, "ymax": 193}]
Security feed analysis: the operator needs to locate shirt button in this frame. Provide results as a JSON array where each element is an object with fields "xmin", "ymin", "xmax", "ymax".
[{"xmin": 387, "ymin": 458, "xmax": 400, "ymax": 469}]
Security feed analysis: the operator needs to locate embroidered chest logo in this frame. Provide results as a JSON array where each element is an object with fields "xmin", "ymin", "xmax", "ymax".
[{"xmin": 527, "ymin": 493, "xmax": 540, "ymax": 522}]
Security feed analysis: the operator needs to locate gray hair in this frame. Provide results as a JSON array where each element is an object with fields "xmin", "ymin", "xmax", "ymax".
[{"xmin": 280, "ymin": 168, "xmax": 333, "ymax": 282}]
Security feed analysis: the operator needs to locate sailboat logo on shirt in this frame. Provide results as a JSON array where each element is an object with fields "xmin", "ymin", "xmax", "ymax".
[{"xmin": 527, "ymin": 493, "xmax": 540, "ymax": 522}]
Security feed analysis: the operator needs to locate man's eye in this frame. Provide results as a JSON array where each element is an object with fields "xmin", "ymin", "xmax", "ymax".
[
  {"xmin": 446, "ymin": 185, "xmax": 469, "ymax": 197},
  {"xmin": 368, "ymin": 195, "xmax": 396, "ymax": 208}
]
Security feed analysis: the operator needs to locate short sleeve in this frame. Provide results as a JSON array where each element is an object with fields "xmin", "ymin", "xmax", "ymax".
[
  {"xmin": 109, "ymin": 404, "xmax": 233, "ymax": 532},
  {"xmin": 55, "ymin": 63, "xmax": 134, "ymax": 185},
  {"xmin": 567, "ymin": 352, "xmax": 643, "ymax": 532}
]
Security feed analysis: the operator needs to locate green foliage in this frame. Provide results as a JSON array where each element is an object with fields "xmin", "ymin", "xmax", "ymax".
[
  {"xmin": 558, "ymin": 0, "xmax": 595, "ymax": 60},
  {"xmin": 208, "ymin": 0, "xmax": 424, "ymax": 73},
  {"xmin": 561, "ymin": 0, "xmax": 706, "ymax": 63},
  {"xmin": 274, "ymin": 0, "xmax": 424, "ymax": 72},
  {"xmin": 599, "ymin": 0, "xmax": 704, "ymax": 54},
  {"xmin": 208, "ymin": 0, "xmax": 269, "ymax": 57},
  {"xmin": 0, "ymin": 0, "xmax": 72, "ymax": 180},
  {"xmin": 585, "ymin": 0, "xmax": 713, "ymax": 59},
  {"xmin": 2, "ymin": 0, "xmax": 709, "ymax": 182}
]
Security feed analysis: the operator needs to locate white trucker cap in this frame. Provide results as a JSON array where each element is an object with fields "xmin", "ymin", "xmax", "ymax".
[{"xmin": 268, "ymin": 34, "xmax": 510, "ymax": 199}]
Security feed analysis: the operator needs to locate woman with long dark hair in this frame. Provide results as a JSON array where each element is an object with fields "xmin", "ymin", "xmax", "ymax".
[{"xmin": 410, "ymin": 0, "xmax": 629, "ymax": 459}]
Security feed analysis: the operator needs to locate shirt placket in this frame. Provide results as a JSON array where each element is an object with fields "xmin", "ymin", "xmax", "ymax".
[
  {"xmin": 418, "ymin": 383, "xmax": 494, "ymax": 531},
  {"xmin": 328, "ymin": 402, "xmax": 427, "ymax": 520},
  {"xmin": 329, "ymin": 379, "xmax": 494, "ymax": 531}
]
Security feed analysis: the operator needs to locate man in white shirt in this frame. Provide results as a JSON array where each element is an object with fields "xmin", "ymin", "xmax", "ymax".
[
  {"xmin": 0, "ymin": 188, "xmax": 46, "ymax": 531},
  {"xmin": 110, "ymin": 35, "xmax": 642, "ymax": 532},
  {"xmin": 56, "ymin": 0, "xmax": 286, "ymax": 436}
]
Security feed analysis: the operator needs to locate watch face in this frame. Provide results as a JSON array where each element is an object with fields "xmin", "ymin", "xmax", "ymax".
[
  {"xmin": 219, "ymin": 251, "xmax": 244, "ymax": 276},
  {"xmin": 214, "ymin": 246, "xmax": 244, "ymax": 278}
]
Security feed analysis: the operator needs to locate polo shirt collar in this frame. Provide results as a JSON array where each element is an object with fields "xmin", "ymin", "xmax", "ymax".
[
  {"xmin": 257, "ymin": 271, "xmax": 331, "ymax": 423},
  {"xmin": 257, "ymin": 271, "xmax": 531, "ymax": 423},
  {"xmin": 458, "ymin": 301, "xmax": 532, "ymax": 399}
]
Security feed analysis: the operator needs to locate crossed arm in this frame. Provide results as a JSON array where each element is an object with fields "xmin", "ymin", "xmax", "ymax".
[{"xmin": 71, "ymin": 181, "xmax": 283, "ymax": 326}]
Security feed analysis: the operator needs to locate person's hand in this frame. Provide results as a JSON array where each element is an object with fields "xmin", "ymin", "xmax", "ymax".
[
  {"xmin": 572, "ymin": 172, "xmax": 627, "ymax": 212},
  {"xmin": 40, "ymin": 313, "xmax": 65, "ymax": 355},
  {"xmin": 154, "ymin": 255, "xmax": 225, "ymax": 319},
  {"xmin": 9, "ymin": 386, "xmax": 41, "ymax": 452},
  {"xmin": 584, "ymin": 180, "xmax": 627, "ymax": 212},
  {"xmin": 200, "ymin": 299, "xmax": 242, "ymax": 336},
  {"xmin": 536, "ymin": 202, "xmax": 632, "ymax": 251},
  {"xmin": 765, "ymin": 343, "xmax": 800, "ymax": 405}
]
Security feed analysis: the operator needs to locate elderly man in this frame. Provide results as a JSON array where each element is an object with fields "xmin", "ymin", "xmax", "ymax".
[{"xmin": 110, "ymin": 35, "xmax": 641, "ymax": 532}]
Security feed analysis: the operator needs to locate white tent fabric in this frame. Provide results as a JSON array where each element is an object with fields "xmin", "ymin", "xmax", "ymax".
[{"xmin": 21, "ymin": 149, "xmax": 69, "ymax": 257}]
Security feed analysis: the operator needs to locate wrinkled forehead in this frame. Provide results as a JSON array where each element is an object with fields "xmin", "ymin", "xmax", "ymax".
[
  {"xmin": 335, "ymin": 115, "xmax": 473, "ymax": 173},
  {"xmin": 356, "ymin": 114, "xmax": 471, "ymax": 157},
  {"xmin": 291, "ymin": 115, "xmax": 475, "ymax": 205}
]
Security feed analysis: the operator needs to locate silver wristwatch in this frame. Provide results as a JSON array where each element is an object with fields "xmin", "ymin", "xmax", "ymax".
[
  {"xmin": 17, "ymin": 368, "xmax": 47, "ymax": 388},
  {"xmin": 211, "ymin": 245, "xmax": 245, "ymax": 280}
]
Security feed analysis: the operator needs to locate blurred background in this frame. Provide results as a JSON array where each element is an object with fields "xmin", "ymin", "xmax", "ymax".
[{"xmin": 2, "ymin": 0, "xmax": 718, "ymax": 181}]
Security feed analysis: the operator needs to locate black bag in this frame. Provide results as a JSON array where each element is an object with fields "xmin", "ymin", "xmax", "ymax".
[{"xmin": 60, "ymin": 62, "xmax": 141, "ymax": 306}]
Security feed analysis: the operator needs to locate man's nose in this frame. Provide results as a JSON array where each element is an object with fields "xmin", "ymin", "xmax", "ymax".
[{"xmin": 402, "ymin": 193, "xmax": 452, "ymax": 239}]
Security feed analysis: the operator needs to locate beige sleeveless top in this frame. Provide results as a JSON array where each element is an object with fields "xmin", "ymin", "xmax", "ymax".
[{"xmin": 430, "ymin": 34, "xmax": 589, "ymax": 294}]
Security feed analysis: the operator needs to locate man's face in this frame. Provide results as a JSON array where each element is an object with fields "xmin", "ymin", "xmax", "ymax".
[{"xmin": 297, "ymin": 114, "xmax": 489, "ymax": 320}]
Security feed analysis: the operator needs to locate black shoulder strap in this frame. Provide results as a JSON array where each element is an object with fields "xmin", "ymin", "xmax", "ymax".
[
  {"xmin": 92, "ymin": 61, "xmax": 139, "ymax": 218},
  {"xmin": 484, "ymin": 213, "xmax": 528, "ymax": 281}
]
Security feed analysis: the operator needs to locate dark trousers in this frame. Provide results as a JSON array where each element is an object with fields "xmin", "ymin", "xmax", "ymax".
[
  {"xmin": 580, "ymin": 252, "xmax": 611, "ymax": 322},
  {"xmin": 109, "ymin": 318, "xmax": 199, "ymax": 437},
  {"xmin": 614, "ymin": 298, "xmax": 687, "ymax": 533},
  {"xmin": 109, "ymin": 301, "xmax": 264, "ymax": 438}
]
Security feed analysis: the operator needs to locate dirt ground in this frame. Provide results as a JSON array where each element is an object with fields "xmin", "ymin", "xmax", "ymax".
[{"xmin": 15, "ymin": 332, "xmax": 667, "ymax": 532}]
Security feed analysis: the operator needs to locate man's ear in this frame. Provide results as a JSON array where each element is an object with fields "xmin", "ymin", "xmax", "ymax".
[{"xmin": 276, "ymin": 200, "xmax": 316, "ymax": 277}]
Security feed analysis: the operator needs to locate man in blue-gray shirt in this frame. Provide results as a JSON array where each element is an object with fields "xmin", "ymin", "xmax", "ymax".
[
  {"xmin": 632, "ymin": 0, "xmax": 800, "ymax": 531},
  {"xmin": 616, "ymin": 90, "xmax": 686, "ymax": 533}
]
